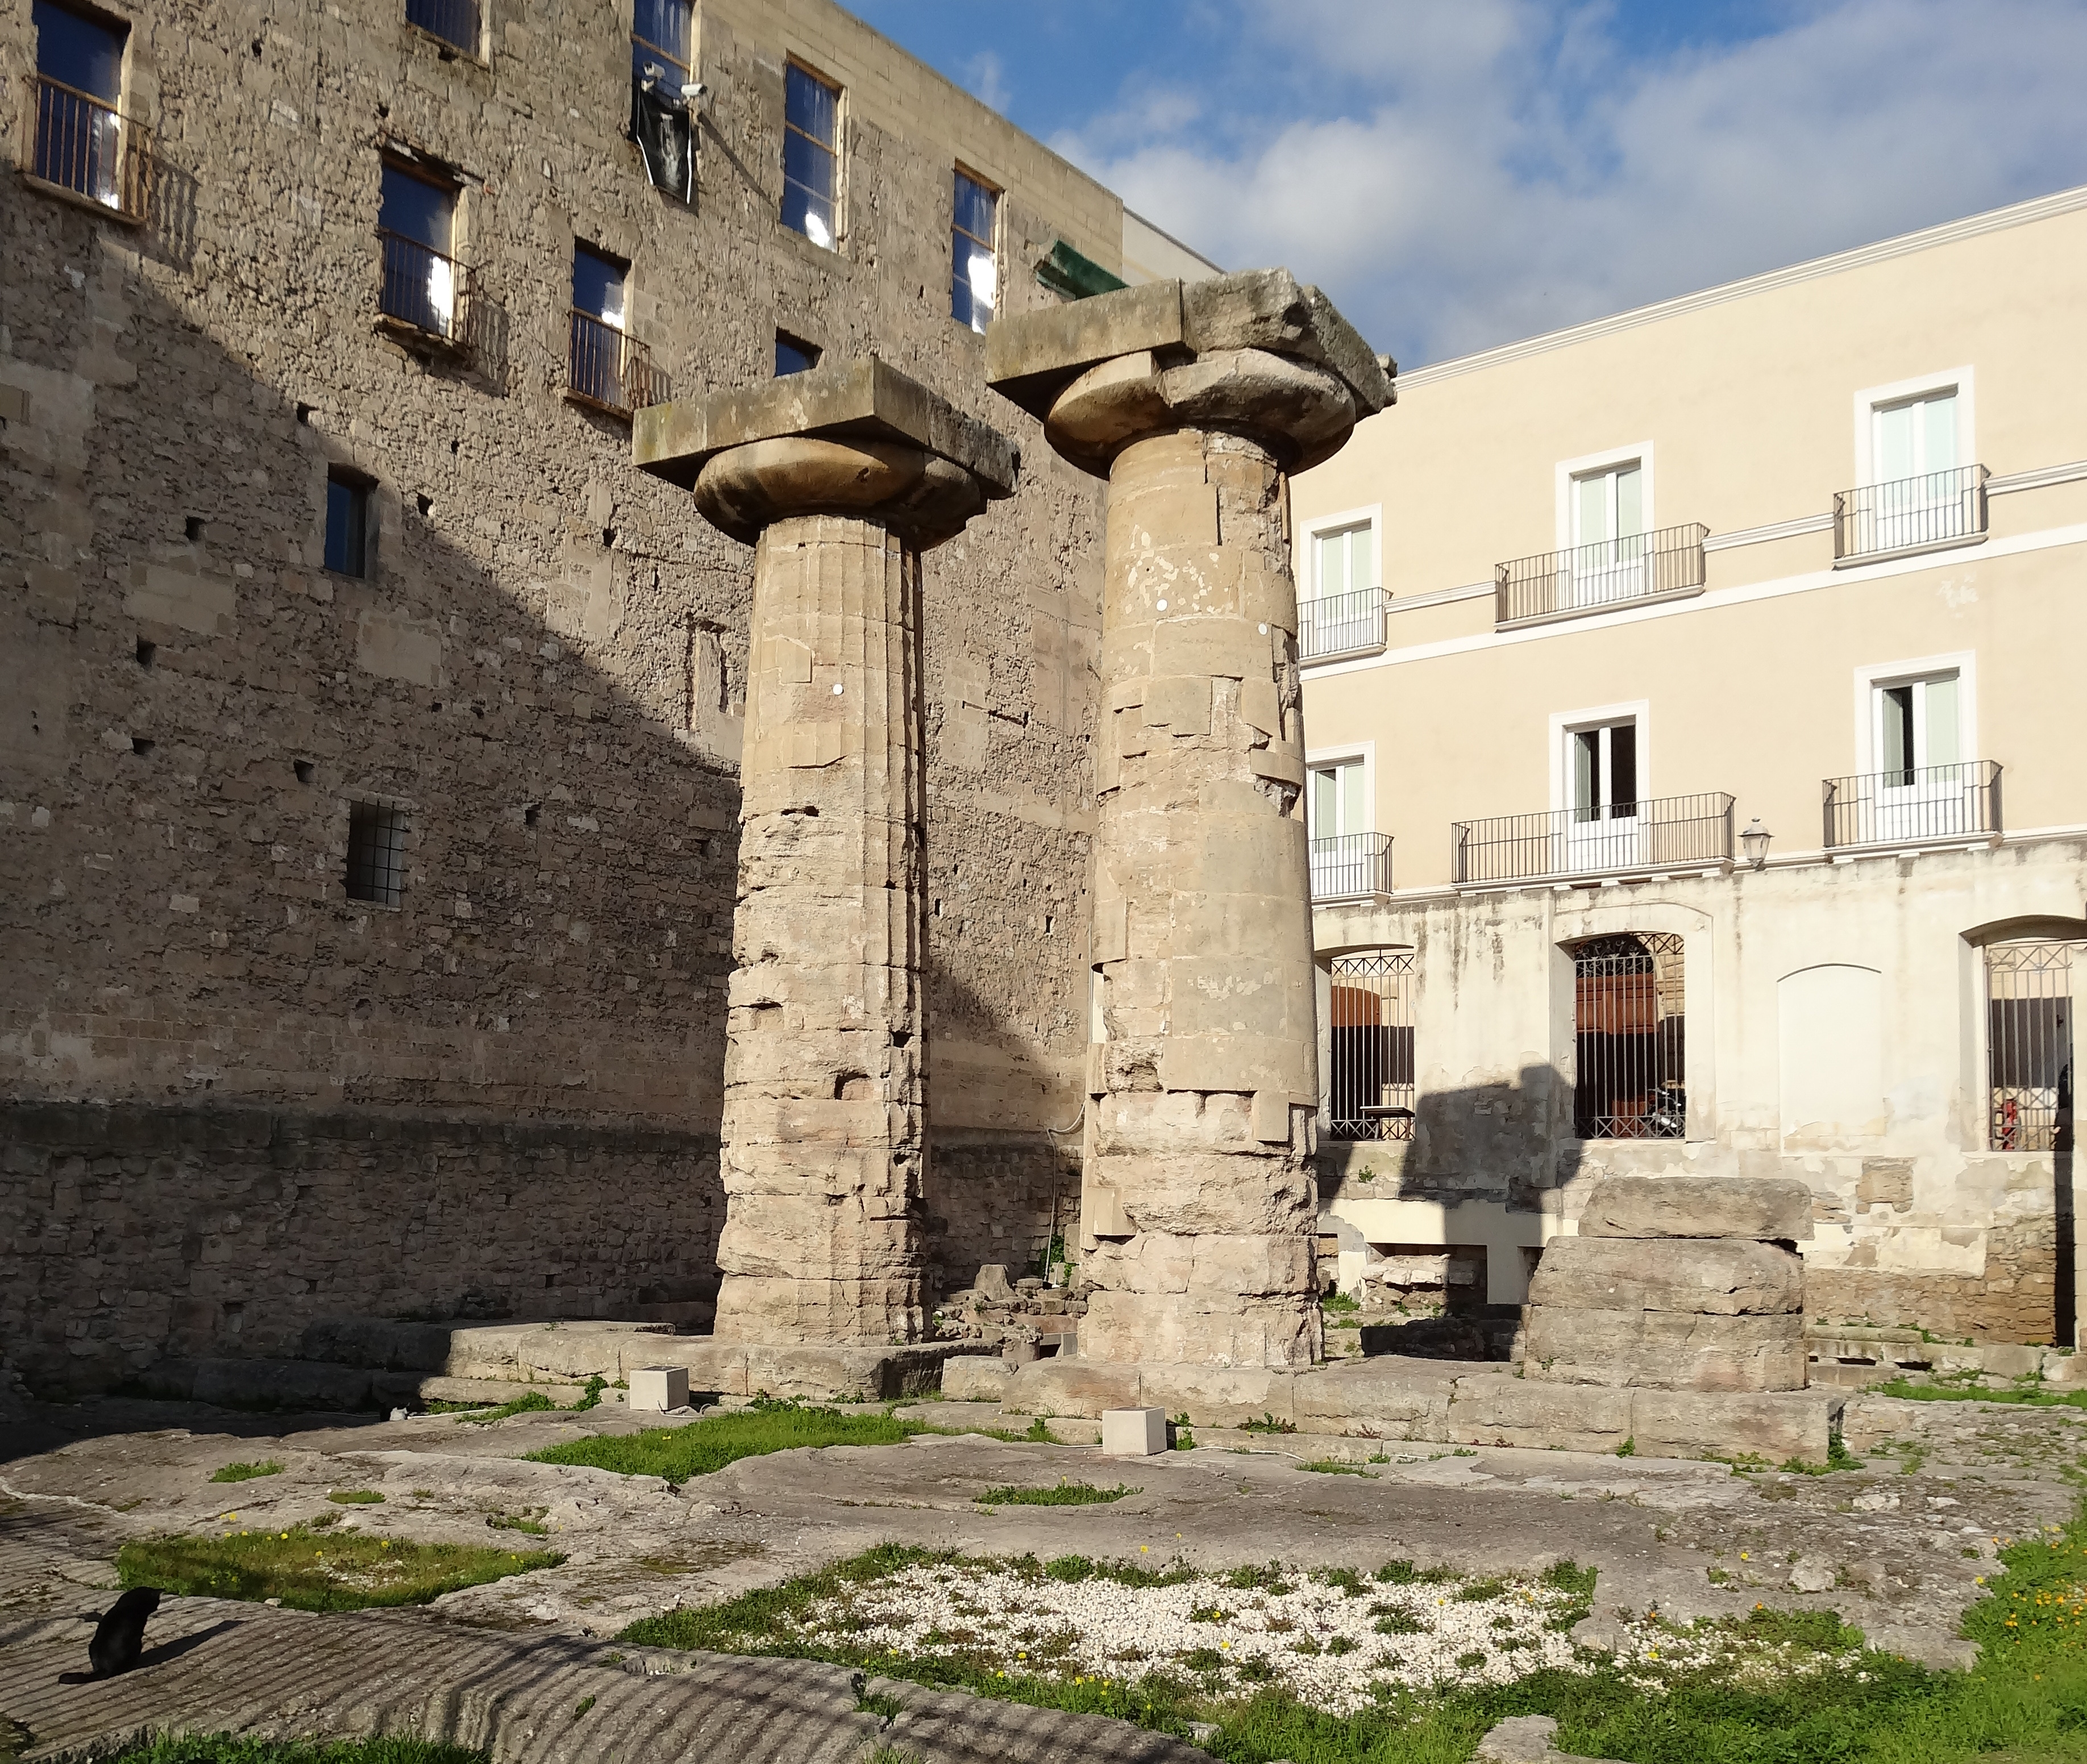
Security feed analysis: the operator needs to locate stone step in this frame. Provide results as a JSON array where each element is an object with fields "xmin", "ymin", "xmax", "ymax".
[{"xmin": 134, "ymin": 1358, "xmax": 604, "ymax": 1413}]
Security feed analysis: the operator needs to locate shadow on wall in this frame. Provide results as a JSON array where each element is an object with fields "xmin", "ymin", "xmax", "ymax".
[{"xmin": 0, "ymin": 211, "xmax": 760, "ymax": 1395}]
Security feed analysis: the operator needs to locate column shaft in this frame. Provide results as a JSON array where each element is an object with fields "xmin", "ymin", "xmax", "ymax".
[{"xmin": 713, "ymin": 513, "xmax": 928, "ymax": 1342}]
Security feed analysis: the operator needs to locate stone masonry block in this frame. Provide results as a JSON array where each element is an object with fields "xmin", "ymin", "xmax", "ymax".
[
  {"xmin": 1528, "ymin": 1235, "xmax": 1803, "ymax": 1316},
  {"xmin": 1578, "ymin": 1176, "xmax": 1812, "ymax": 1242},
  {"xmin": 942, "ymin": 1355, "xmax": 1017, "ymax": 1401},
  {"xmin": 1446, "ymin": 1373, "xmax": 1633, "ymax": 1454},
  {"xmin": 1101, "ymin": 1406, "xmax": 1169, "ymax": 1455},
  {"xmin": 1523, "ymin": 1304, "xmax": 1806, "ymax": 1392},
  {"xmin": 1629, "ymin": 1388, "xmax": 1842, "ymax": 1464}
]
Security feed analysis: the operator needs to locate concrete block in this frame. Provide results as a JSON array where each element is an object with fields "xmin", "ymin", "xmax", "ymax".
[
  {"xmin": 1578, "ymin": 1176, "xmax": 1813, "ymax": 1243},
  {"xmin": 628, "ymin": 1365, "xmax": 691, "ymax": 1413},
  {"xmin": 942, "ymin": 1355, "xmax": 1017, "ymax": 1401},
  {"xmin": 1529, "ymin": 1235, "xmax": 1803, "ymax": 1316},
  {"xmin": 1101, "ymin": 1405, "xmax": 1169, "ymax": 1455},
  {"xmin": 1629, "ymin": 1389, "xmax": 1843, "ymax": 1465}
]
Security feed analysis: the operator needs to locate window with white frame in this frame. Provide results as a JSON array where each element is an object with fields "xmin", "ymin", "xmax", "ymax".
[
  {"xmin": 1873, "ymin": 669, "xmax": 1960, "ymax": 785},
  {"xmin": 1567, "ymin": 459, "xmax": 1647, "ymax": 605},
  {"xmin": 1301, "ymin": 517, "xmax": 1381, "ymax": 658},
  {"xmin": 1569, "ymin": 718, "xmax": 1638, "ymax": 825},
  {"xmin": 1308, "ymin": 754, "xmax": 1382, "ymax": 898},
  {"xmin": 1310, "ymin": 756, "xmax": 1367, "ymax": 841},
  {"xmin": 1844, "ymin": 371, "xmax": 1981, "ymax": 558}
]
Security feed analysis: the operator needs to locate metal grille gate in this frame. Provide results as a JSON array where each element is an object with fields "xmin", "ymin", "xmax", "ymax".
[
  {"xmin": 1326, "ymin": 951, "xmax": 1416, "ymax": 1141},
  {"xmin": 1572, "ymin": 932, "xmax": 1685, "ymax": 1139},
  {"xmin": 1987, "ymin": 942, "xmax": 2076, "ymax": 1152}
]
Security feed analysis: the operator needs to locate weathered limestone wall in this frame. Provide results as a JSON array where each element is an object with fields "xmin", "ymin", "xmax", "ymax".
[
  {"xmin": 1311, "ymin": 840, "xmax": 2087, "ymax": 1344},
  {"xmin": 0, "ymin": 1101, "xmax": 721, "ymax": 1394},
  {"xmin": 0, "ymin": 0, "xmax": 1113, "ymax": 1387}
]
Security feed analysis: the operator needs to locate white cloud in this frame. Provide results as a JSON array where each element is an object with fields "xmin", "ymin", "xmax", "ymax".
[
  {"xmin": 1054, "ymin": 0, "xmax": 2087, "ymax": 365},
  {"xmin": 964, "ymin": 49, "xmax": 1011, "ymax": 115}
]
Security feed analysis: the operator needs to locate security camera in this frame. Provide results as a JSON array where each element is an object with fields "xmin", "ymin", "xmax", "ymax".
[{"xmin": 681, "ymin": 80, "xmax": 708, "ymax": 101}]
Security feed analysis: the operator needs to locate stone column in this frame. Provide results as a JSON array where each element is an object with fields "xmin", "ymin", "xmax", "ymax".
[
  {"xmin": 988, "ymin": 273, "xmax": 1393, "ymax": 1367},
  {"xmin": 635, "ymin": 360, "xmax": 1016, "ymax": 1343}
]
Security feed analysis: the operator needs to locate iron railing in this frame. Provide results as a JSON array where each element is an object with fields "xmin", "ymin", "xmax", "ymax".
[
  {"xmin": 1822, "ymin": 759, "xmax": 2001, "ymax": 849},
  {"xmin": 1311, "ymin": 833, "xmax": 1392, "ymax": 901},
  {"xmin": 28, "ymin": 74, "xmax": 154, "ymax": 219},
  {"xmin": 1452, "ymin": 792, "xmax": 1735, "ymax": 886},
  {"xmin": 1986, "ymin": 941, "xmax": 2076, "ymax": 1154},
  {"xmin": 1834, "ymin": 464, "xmax": 1988, "ymax": 560},
  {"xmin": 567, "ymin": 310, "xmax": 662, "ymax": 415},
  {"xmin": 1495, "ymin": 521, "xmax": 1707, "ymax": 625},
  {"xmin": 1572, "ymin": 931, "xmax": 1686, "ymax": 1139},
  {"xmin": 1325, "ymin": 950, "xmax": 1415, "ymax": 1141},
  {"xmin": 1299, "ymin": 587, "xmax": 1386, "ymax": 660},
  {"xmin": 377, "ymin": 229, "xmax": 476, "ymax": 351},
  {"xmin": 406, "ymin": 0, "xmax": 480, "ymax": 52}
]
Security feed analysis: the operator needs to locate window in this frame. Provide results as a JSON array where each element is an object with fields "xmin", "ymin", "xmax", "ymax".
[
  {"xmin": 1570, "ymin": 720, "xmax": 1636, "ymax": 823},
  {"xmin": 775, "ymin": 332, "xmax": 821, "ymax": 376},
  {"xmin": 782, "ymin": 62, "xmax": 839, "ymax": 248},
  {"xmin": 951, "ymin": 168, "xmax": 998, "ymax": 332},
  {"xmin": 1572, "ymin": 933, "xmax": 1684, "ymax": 1139},
  {"xmin": 631, "ymin": 0, "xmax": 692, "ymax": 82},
  {"xmin": 1874, "ymin": 671, "xmax": 1959, "ymax": 785},
  {"xmin": 1310, "ymin": 756, "xmax": 1366, "ymax": 841},
  {"xmin": 31, "ymin": 0, "xmax": 144, "ymax": 215},
  {"xmin": 568, "ymin": 243, "xmax": 655, "ymax": 414},
  {"xmin": 346, "ymin": 801, "xmax": 407, "ymax": 907},
  {"xmin": 1868, "ymin": 388, "xmax": 1959, "ymax": 551},
  {"xmin": 405, "ymin": 0, "xmax": 479, "ymax": 56},
  {"xmin": 1325, "ymin": 952, "xmax": 1415, "ymax": 1142},
  {"xmin": 325, "ymin": 470, "xmax": 370, "ymax": 577},
  {"xmin": 1308, "ymin": 753, "xmax": 1389, "ymax": 898},
  {"xmin": 1986, "ymin": 942, "xmax": 2076, "ymax": 1153},
  {"xmin": 377, "ymin": 160, "xmax": 465, "ymax": 343},
  {"xmin": 1566, "ymin": 459, "xmax": 1646, "ymax": 605}
]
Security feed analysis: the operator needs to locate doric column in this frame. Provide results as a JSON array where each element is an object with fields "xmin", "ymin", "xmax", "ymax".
[
  {"xmin": 636, "ymin": 360, "xmax": 1016, "ymax": 1343},
  {"xmin": 988, "ymin": 273, "xmax": 1393, "ymax": 1367}
]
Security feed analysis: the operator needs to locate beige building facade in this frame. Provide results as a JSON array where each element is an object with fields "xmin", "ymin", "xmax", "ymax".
[{"xmin": 1294, "ymin": 186, "xmax": 2087, "ymax": 1348}]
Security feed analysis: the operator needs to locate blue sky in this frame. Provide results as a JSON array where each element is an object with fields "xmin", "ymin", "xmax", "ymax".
[{"xmin": 850, "ymin": 0, "xmax": 2087, "ymax": 367}]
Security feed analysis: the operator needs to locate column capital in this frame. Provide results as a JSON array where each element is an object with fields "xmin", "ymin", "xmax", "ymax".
[
  {"xmin": 634, "ymin": 356, "xmax": 1018, "ymax": 548},
  {"xmin": 986, "ymin": 269, "xmax": 1394, "ymax": 477}
]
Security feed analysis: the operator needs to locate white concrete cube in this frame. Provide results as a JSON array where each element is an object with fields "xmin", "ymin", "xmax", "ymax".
[
  {"xmin": 628, "ymin": 1365, "xmax": 689, "ymax": 1413},
  {"xmin": 1101, "ymin": 1405, "xmax": 1168, "ymax": 1456}
]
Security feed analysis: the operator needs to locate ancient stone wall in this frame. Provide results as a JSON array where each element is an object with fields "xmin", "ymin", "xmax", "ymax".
[{"xmin": 0, "ymin": 0, "xmax": 1109, "ymax": 1386}]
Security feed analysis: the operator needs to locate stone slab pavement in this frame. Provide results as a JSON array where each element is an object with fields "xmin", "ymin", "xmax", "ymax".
[{"xmin": 3, "ymin": 1388, "xmax": 2083, "ymax": 1757}]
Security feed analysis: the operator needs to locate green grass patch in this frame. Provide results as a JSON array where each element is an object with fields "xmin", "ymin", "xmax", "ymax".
[
  {"xmin": 1240, "ymin": 1412, "xmax": 1299, "ymax": 1434},
  {"xmin": 1879, "ymin": 1376, "xmax": 2087, "ymax": 1411},
  {"xmin": 1300, "ymin": 1460, "xmax": 1378, "ymax": 1476},
  {"xmin": 611, "ymin": 1508, "xmax": 2087, "ymax": 1763},
  {"xmin": 209, "ymin": 1461, "xmax": 284, "ymax": 1484},
  {"xmin": 117, "ymin": 1524, "xmax": 562, "ymax": 1612},
  {"xmin": 327, "ymin": 1490, "xmax": 384, "ymax": 1505},
  {"xmin": 426, "ymin": 1389, "xmax": 558, "ymax": 1422},
  {"xmin": 102, "ymin": 1737, "xmax": 485, "ymax": 1764},
  {"xmin": 525, "ymin": 1396, "xmax": 923, "ymax": 1486},
  {"xmin": 975, "ymin": 1480, "xmax": 1137, "ymax": 1507}
]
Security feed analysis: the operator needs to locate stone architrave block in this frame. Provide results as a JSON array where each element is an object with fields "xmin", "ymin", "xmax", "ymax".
[
  {"xmin": 1629, "ymin": 1389, "xmax": 1842, "ymax": 1465},
  {"xmin": 1525, "ymin": 1304, "xmax": 1807, "ymax": 1392},
  {"xmin": 1292, "ymin": 1358, "xmax": 1460, "ymax": 1438},
  {"xmin": 1445, "ymin": 1374, "xmax": 1633, "ymax": 1454},
  {"xmin": 942, "ymin": 1356, "xmax": 1017, "ymax": 1401},
  {"xmin": 1528, "ymin": 1236, "xmax": 1803, "ymax": 1316},
  {"xmin": 628, "ymin": 1365, "xmax": 690, "ymax": 1413},
  {"xmin": 1578, "ymin": 1176, "xmax": 1813, "ymax": 1243},
  {"xmin": 1002, "ymin": 1358, "xmax": 1142, "ymax": 1418},
  {"xmin": 1138, "ymin": 1362, "xmax": 1296, "ymax": 1430},
  {"xmin": 1101, "ymin": 1406, "xmax": 1170, "ymax": 1456}
]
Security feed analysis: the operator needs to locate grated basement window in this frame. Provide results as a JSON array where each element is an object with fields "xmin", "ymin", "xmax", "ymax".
[
  {"xmin": 346, "ymin": 801, "xmax": 407, "ymax": 906},
  {"xmin": 1571, "ymin": 931, "xmax": 1685, "ymax": 1139},
  {"xmin": 1324, "ymin": 951, "xmax": 1415, "ymax": 1141},
  {"xmin": 1986, "ymin": 941, "xmax": 2076, "ymax": 1153}
]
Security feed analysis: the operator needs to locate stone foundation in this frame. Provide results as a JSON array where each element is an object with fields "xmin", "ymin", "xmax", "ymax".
[{"xmin": 0, "ymin": 1101, "xmax": 724, "ymax": 1397}]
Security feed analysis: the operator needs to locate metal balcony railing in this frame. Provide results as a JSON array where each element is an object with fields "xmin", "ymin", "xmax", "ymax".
[
  {"xmin": 1495, "ymin": 522, "xmax": 1708, "ymax": 626},
  {"xmin": 377, "ymin": 230, "xmax": 477, "ymax": 351},
  {"xmin": 1833, "ymin": 464, "xmax": 1988, "ymax": 560},
  {"xmin": 1311, "ymin": 833, "xmax": 1392, "ymax": 901},
  {"xmin": 1298, "ymin": 587, "xmax": 1386, "ymax": 660},
  {"xmin": 406, "ymin": 0, "xmax": 481, "ymax": 52},
  {"xmin": 1452, "ymin": 792, "xmax": 1735, "ymax": 886},
  {"xmin": 567, "ymin": 310, "xmax": 662, "ymax": 416},
  {"xmin": 1823, "ymin": 759, "xmax": 2001, "ymax": 849},
  {"xmin": 28, "ymin": 74, "xmax": 154, "ymax": 220}
]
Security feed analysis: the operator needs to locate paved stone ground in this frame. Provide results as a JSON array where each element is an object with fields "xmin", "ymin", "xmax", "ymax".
[{"xmin": 2, "ymin": 1388, "xmax": 2082, "ymax": 1759}]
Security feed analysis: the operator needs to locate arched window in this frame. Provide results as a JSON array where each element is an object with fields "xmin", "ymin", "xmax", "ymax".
[
  {"xmin": 1325, "ymin": 951, "xmax": 1415, "ymax": 1141},
  {"xmin": 1570, "ymin": 932, "xmax": 1684, "ymax": 1139}
]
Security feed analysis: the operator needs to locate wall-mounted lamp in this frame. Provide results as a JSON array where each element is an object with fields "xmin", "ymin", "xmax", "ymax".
[{"xmin": 1740, "ymin": 817, "xmax": 1773, "ymax": 871}]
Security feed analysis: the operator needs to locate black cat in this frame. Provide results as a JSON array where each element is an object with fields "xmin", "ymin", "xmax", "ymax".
[{"xmin": 88, "ymin": 1587, "xmax": 162, "ymax": 1678}]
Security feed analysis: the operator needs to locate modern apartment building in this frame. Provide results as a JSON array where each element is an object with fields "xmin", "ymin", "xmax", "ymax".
[
  {"xmin": 0, "ymin": 0, "xmax": 1215, "ymax": 1392},
  {"xmin": 1293, "ymin": 186, "xmax": 2087, "ymax": 1349}
]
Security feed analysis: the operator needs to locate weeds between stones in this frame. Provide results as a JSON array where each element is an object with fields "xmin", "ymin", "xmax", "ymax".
[
  {"xmin": 617, "ymin": 1504, "xmax": 2087, "ymax": 1762},
  {"xmin": 525, "ymin": 1397, "xmax": 924, "ymax": 1485},
  {"xmin": 1878, "ymin": 1374, "xmax": 2087, "ymax": 1412},
  {"xmin": 117, "ymin": 1526, "xmax": 562, "ymax": 1612},
  {"xmin": 209, "ymin": 1461, "xmax": 284, "ymax": 1484},
  {"xmin": 975, "ymin": 1481, "xmax": 1138, "ymax": 1507},
  {"xmin": 327, "ymin": 1490, "xmax": 384, "ymax": 1505},
  {"xmin": 99, "ymin": 1737, "xmax": 485, "ymax": 1763}
]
